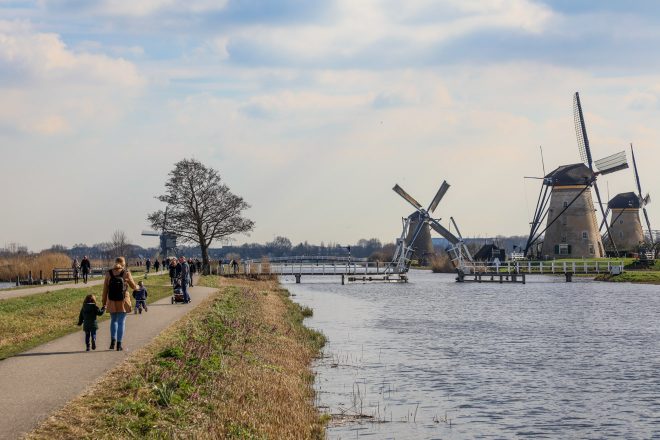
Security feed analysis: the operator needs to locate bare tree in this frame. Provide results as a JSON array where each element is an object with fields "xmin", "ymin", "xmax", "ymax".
[
  {"xmin": 148, "ymin": 159, "xmax": 254, "ymax": 273},
  {"xmin": 111, "ymin": 230, "xmax": 131, "ymax": 259}
]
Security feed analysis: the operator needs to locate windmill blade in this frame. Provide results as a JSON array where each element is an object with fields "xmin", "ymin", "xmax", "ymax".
[
  {"xmin": 428, "ymin": 181, "xmax": 450, "ymax": 214},
  {"xmin": 393, "ymin": 184, "xmax": 423, "ymax": 210},
  {"xmin": 449, "ymin": 217, "xmax": 465, "ymax": 241},
  {"xmin": 594, "ymin": 151, "xmax": 628, "ymax": 175},
  {"xmin": 574, "ymin": 92, "xmax": 593, "ymax": 169},
  {"xmin": 142, "ymin": 230, "xmax": 160, "ymax": 236},
  {"xmin": 593, "ymin": 180, "xmax": 618, "ymax": 256},
  {"xmin": 631, "ymin": 144, "xmax": 644, "ymax": 198},
  {"xmin": 642, "ymin": 207, "xmax": 654, "ymax": 244},
  {"xmin": 644, "ymin": 194, "xmax": 651, "ymax": 206},
  {"xmin": 428, "ymin": 218, "xmax": 461, "ymax": 245}
]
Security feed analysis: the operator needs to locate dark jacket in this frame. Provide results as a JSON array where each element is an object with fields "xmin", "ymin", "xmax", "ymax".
[
  {"xmin": 132, "ymin": 287, "xmax": 148, "ymax": 301},
  {"xmin": 77, "ymin": 303, "xmax": 105, "ymax": 331},
  {"xmin": 80, "ymin": 258, "xmax": 91, "ymax": 274}
]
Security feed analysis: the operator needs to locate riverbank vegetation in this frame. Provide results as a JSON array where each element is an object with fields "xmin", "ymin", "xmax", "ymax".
[
  {"xmin": 594, "ymin": 271, "xmax": 660, "ymax": 284},
  {"xmin": 0, "ymin": 274, "xmax": 172, "ymax": 360},
  {"xmin": 29, "ymin": 276, "xmax": 326, "ymax": 439},
  {"xmin": 0, "ymin": 252, "xmax": 71, "ymax": 282}
]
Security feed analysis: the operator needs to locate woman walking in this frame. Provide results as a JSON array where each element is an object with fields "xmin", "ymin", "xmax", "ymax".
[{"xmin": 102, "ymin": 257, "xmax": 137, "ymax": 351}]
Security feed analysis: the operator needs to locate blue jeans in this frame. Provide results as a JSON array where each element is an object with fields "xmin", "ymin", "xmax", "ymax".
[
  {"xmin": 110, "ymin": 312, "xmax": 127, "ymax": 342},
  {"xmin": 85, "ymin": 329, "xmax": 96, "ymax": 346},
  {"xmin": 182, "ymin": 280, "xmax": 190, "ymax": 302}
]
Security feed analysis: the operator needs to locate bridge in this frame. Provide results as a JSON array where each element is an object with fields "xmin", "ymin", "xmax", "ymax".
[
  {"xmin": 456, "ymin": 259, "xmax": 625, "ymax": 283},
  {"xmin": 216, "ymin": 256, "xmax": 408, "ymax": 284}
]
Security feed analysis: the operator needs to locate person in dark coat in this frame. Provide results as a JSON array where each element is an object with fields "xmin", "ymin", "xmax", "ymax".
[
  {"xmin": 80, "ymin": 256, "xmax": 91, "ymax": 284},
  {"xmin": 169, "ymin": 258, "xmax": 177, "ymax": 285},
  {"xmin": 178, "ymin": 256, "xmax": 191, "ymax": 303},
  {"xmin": 77, "ymin": 294, "xmax": 105, "ymax": 351},
  {"xmin": 188, "ymin": 258, "xmax": 196, "ymax": 287},
  {"xmin": 145, "ymin": 258, "xmax": 151, "ymax": 274},
  {"xmin": 154, "ymin": 260, "xmax": 160, "ymax": 272}
]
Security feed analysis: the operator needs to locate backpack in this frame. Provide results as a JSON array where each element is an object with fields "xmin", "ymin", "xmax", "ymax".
[{"xmin": 108, "ymin": 270, "xmax": 126, "ymax": 301}]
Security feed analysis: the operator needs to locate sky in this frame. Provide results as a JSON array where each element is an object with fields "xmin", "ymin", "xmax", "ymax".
[{"xmin": 2, "ymin": 0, "xmax": 660, "ymax": 251}]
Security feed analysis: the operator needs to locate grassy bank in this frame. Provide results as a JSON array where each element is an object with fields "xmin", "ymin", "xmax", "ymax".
[
  {"xmin": 0, "ymin": 274, "xmax": 172, "ymax": 360},
  {"xmin": 594, "ymin": 271, "xmax": 660, "ymax": 284},
  {"xmin": 29, "ymin": 276, "xmax": 326, "ymax": 439}
]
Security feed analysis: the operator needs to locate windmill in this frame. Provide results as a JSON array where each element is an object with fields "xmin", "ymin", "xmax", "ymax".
[
  {"xmin": 524, "ymin": 92, "xmax": 629, "ymax": 258},
  {"xmin": 391, "ymin": 181, "xmax": 472, "ymax": 270},
  {"xmin": 141, "ymin": 207, "xmax": 177, "ymax": 257},
  {"xmin": 603, "ymin": 144, "xmax": 653, "ymax": 254}
]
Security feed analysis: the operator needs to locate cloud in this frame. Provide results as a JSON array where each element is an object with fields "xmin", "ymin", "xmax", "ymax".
[{"xmin": 0, "ymin": 20, "xmax": 144, "ymax": 135}]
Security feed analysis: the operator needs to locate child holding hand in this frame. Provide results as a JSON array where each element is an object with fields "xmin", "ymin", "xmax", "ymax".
[{"xmin": 77, "ymin": 294, "xmax": 105, "ymax": 351}]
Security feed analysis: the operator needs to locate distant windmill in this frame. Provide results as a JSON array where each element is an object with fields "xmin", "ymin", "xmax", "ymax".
[
  {"xmin": 603, "ymin": 144, "xmax": 653, "ymax": 254},
  {"xmin": 141, "ymin": 207, "xmax": 177, "ymax": 257},
  {"xmin": 524, "ymin": 92, "xmax": 628, "ymax": 258},
  {"xmin": 392, "ymin": 181, "xmax": 472, "ymax": 267}
]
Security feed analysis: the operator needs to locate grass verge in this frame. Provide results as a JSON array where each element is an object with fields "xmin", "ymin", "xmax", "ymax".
[
  {"xmin": 28, "ymin": 276, "xmax": 327, "ymax": 439},
  {"xmin": 0, "ymin": 274, "xmax": 172, "ymax": 360},
  {"xmin": 594, "ymin": 271, "xmax": 660, "ymax": 284}
]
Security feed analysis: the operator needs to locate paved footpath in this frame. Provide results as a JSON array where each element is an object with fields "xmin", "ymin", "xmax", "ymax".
[
  {"xmin": 0, "ymin": 280, "xmax": 216, "ymax": 439},
  {"xmin": 0, "ymin": 271, "xmax": 166, "ymax": 301}
]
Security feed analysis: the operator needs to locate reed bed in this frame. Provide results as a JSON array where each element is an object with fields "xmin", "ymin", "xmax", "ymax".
[
  {"xmin": 29, "ymin": 276, "xmax": 327, "ymax": 439},
  {"xmin": 0, "ymin": 252, "xmax": 71, "ymax": 281},
  {"xmin": 430, "ymin": 254, "xmax": 454, "ymax": 273}
]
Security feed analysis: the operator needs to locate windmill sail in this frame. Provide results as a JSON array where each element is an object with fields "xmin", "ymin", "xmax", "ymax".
[
  {"xmin": 631, "ymin": 144, "xmax": 653, "ymax": 243},
  {"xmin": 574, "ymin": 92, "xmax": 593, "ymax": 167},
  {"xmin": 594, "ymin": 151, "xmax": 628, "ymax": 175},
  {"xmin": 393, "ymin": 184, "xmax": 422, "ymax": 209},
  {"xmin": 428, "ymin": 181, "xmax": 450, "ymax": 214}
]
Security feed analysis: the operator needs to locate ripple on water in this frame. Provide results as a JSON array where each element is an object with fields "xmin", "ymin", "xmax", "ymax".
[{"xmin": 285, "ymin": 270, "xmax": 660, "ymax": 439}]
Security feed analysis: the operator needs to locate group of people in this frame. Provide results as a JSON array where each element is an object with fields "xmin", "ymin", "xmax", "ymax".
[
  {"xmin": 71, "ymin": 256, "xmax": 92, "ymax": 284},
  {"xmin": 76, "ymin": 255, "xmax": 195, "ymax": 352}
]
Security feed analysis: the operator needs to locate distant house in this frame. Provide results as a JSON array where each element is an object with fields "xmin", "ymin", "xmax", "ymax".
[{"xmin": 473, "ymin": 244, "xmax": 506, "ymax": 262}]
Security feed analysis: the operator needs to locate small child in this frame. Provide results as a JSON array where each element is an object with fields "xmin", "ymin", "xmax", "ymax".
[
  {"xmin": 77, "ymin": 294, "xmax": 105, "ymax": 351},
  {"xmin": 132, "ymin": 280, "xmax": 148, "ymax": 314}
]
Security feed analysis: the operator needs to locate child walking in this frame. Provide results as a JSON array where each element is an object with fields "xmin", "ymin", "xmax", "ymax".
[
  {"xmin": 132, "ymin": 280, "xmax": 148, "ymax": 314},
  {"xmin": 77, "ymin": 294, "xmax": 105, "ymax": 351}
]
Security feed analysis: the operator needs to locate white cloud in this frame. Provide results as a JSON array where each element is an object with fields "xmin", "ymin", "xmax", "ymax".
[{"xmin": 0, "ymin": 21, "xmax": 144, "ymax": 135}]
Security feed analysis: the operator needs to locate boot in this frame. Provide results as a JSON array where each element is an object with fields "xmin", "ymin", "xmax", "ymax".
[
  {"xmin": 109, "ymin": 339, "xmax": 116, "ymax": 350},
  {"xmin": 86, "ymin": 344, "xmax": 90, "ymax": 352},
  {"xmin": 116, "ymin": 341, "xmax": 123, "ymax": 351},
  {"xmin": 91, "ymin": 340, "xmax": 96, "ymax": 350}
]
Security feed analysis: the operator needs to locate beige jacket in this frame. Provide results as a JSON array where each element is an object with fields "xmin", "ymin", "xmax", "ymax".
[{"xmin": 102, "ymin": 268, "xmax": 138, "ymax": 313}]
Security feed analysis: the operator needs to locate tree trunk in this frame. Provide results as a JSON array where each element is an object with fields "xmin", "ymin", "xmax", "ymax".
[{"xmin": 201, "ymin": 243, "xmax": 210, "ymax": 275}]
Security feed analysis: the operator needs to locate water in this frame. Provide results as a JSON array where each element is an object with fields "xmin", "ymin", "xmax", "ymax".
[
  {"xmin": 0, "ymin": 282, "xmax": 14, "ymax": 290},
  {"xmin": 284, "ymin": 270, "xmax": 660, "ymax": 439}
]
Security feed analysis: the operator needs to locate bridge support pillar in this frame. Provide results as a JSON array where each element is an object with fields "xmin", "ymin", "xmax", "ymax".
[{"xmin": 295, "ymin": 274, "xmax": 301, "ymax": 284}]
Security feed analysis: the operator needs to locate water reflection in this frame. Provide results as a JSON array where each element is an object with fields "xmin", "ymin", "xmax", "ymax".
[{"xmin": 284, "ymin": 270, "xmax": 660, "ymax": 439}]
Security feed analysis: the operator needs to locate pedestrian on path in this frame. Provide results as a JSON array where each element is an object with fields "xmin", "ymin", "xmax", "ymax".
[
  {"xmin": 188, "ymin": 258, "xmax": 196, "ymax": 287},
  {"xmin": 132, "ymin": 280, "xmax": 148, "ymax": 314},
  {"xmin": 102, "ymin": 257, "xmax": 138, "ymax": 351},
  {"xmin": 178, "ymin": 256, "xmax": 191, "ymax": 303},
  {"xmin": 154, "ymin": 259, "xmax": 160, "ymax": 272},
  {"xmin": 169, "ymin": 258, "xmax": 177, "ymax": 285},
  {"xmin": 80, "ymin": 256, "xmax": 91, "ymax": 283},
  {"xmin": 72, "ymin": 258, "xmax": 80, "ymax": 284},
  {"xmin": 77, "ymin": 294, "xmax": 105, "ymax": 351},
  {"xmin": 146, "ymin": 258, "xmax": 151, "ymax": 274}
]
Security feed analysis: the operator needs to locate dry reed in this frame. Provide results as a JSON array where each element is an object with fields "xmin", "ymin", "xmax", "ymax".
[
  {"xmin": 0, "ymin": 252, "xmax": 71, "ymax": 281},
  {"xmin": 430, "ymin": 254, "xmax": 454, "ymax": 273}
]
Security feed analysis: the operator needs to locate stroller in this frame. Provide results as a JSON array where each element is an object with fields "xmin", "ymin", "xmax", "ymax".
[{"xmin": 171, "ymin": 279, "xmax": 188, "ymax": 304}]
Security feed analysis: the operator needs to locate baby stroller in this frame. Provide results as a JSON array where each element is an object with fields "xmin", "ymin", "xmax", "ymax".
[{"xmin": 171, "ymin": 280, "xmax": 187, "ymax": 304}]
